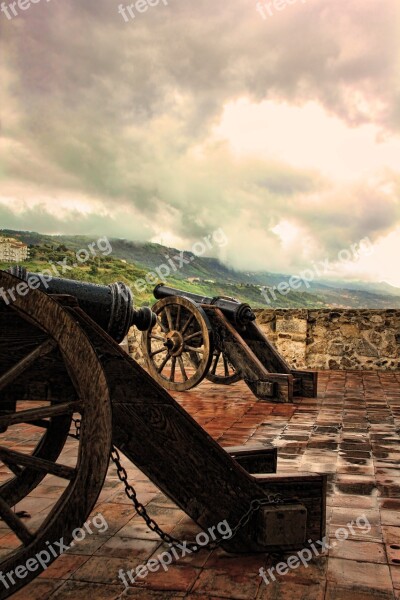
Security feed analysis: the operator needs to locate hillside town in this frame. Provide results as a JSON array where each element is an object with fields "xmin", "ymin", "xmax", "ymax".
[{"xmin": 0, "ymin": 236, "xmax": 29, "ymax": 262}]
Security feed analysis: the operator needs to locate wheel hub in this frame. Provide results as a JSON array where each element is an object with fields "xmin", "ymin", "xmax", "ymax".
[{"xmin": 164, "ymin": 330, "xmax": 184, "ymax": 356}]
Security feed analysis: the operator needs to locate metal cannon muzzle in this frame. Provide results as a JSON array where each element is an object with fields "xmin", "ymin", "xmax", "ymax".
[
  {"xmin": 7, "ymin": 266, "xmax": 156, "ymax": 343},
  {"xmin": 153, "ymin": 283, "xmax": 256, "ymax": 326}
]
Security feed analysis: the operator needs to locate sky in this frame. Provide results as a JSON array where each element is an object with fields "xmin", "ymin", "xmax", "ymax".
[{"xmin": 1, "ymin": 0, "xmax": 399, "ymax": 285}]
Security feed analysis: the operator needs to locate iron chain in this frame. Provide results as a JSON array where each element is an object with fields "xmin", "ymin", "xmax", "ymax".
[
  {"xmin": 110, "ymin": 445, "xmax": 284, "ymax": 554},
  {"xmin": 69, "ymin": 417, "xmax": 81, "ymax": 440},
  {"xmin": 71, "ymin": 419, "xmax": 284, "ymax": 553}
]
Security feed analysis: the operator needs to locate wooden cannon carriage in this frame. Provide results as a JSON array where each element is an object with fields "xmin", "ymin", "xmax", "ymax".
[
  {"xmin": 143, "ymin": 285, "xmax": 318, "ymax": 402},
  {"xmin": 0, "ymin": 270, "xmax": 326, "ymax": 598}
]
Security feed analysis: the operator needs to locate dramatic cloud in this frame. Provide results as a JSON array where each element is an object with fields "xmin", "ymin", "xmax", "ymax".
[{"xmin": 1, "ymin": 0, "xmax": 399, "ymax": 283}]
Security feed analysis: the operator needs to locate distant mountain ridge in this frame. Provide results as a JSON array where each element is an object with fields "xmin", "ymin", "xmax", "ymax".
[{"xmin": 1, "ymin": 229, "xmax": 400, "ymax": 309}]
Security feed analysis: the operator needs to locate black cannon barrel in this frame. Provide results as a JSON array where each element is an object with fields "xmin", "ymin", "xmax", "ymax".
[
  {"xmin": 8, "ymin": 267, "xmax": 156, "ymax": 343},
  {"xmin": 153, "ymin": 284, "xmax": 256, "ymax": 326}
]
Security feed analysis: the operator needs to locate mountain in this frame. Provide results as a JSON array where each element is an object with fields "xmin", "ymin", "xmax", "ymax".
[{"xmin": 1, "ymin": 229, "xmax": 400, "ymax": 309}]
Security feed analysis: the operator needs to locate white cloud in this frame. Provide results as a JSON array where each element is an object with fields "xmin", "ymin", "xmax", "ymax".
[{"xmin": 212, "ymin": 99, "xmax": 400, "ymax": 180}]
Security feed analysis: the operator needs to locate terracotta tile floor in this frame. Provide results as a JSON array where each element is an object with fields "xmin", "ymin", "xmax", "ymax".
[{"xmin": 5, "ymin": 371, "xmax": 400, "ymax": 599}]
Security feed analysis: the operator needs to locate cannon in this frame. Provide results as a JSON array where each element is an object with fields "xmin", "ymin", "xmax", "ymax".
[
  {"xmin": 7, "ymin": 266, "xmax": 156, "ymax": 341},
  {"xmin": 142, "ymin": 284, "xmax": 318, "ymax": 402},
  {"xmin": 0, "ymin": 269, "xmax": 326, "ymax": 598}
]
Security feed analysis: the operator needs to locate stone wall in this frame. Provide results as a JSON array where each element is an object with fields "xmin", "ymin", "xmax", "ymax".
[
  {"xmin": 127, "ymin": 309, "xmax": 400, "ymax": 371},
  {"xmin": 256, "ymin": 309, "xmax": 400, "ymax": 371}
]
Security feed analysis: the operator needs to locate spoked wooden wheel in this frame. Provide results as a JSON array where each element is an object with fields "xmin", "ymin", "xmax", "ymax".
[
  {"xmin": 142, "ymin": 296, "xmax": 213, "ymax": 391},
  {"xmin": 192, "ymin": 349, "xmax": 241, "ymax": 385},
  {"xmin": 0, "ymin": 271, "xmax": 112, "ymax": 599}
]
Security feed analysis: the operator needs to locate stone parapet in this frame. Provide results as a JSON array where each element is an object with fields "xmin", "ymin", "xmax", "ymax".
[
  {"xmin": 256, "ymin": 308, "xmax": 400, "ymax": 370},
  {"xmin": 127, "ymin": 309, "xmax": 400, "ymax": 371}
]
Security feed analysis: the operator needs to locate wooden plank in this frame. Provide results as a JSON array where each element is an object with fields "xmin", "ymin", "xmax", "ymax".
[
  {"xmin": 291, "ymin": 370, "xmax": 318, "ymax": 397},
  {"xmin": 225, "ymin": 444, "xmax": 277, "ymax": 473},
  {"xmin": 235, "ymin": 320, "xmax": 293, "ymax": 374},
  {"xmin": 203, "ymin": 307, "xmax": 293, "ymax": 403}
]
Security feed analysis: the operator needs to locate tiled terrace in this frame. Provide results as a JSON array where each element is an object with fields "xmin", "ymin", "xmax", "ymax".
[{"xmin": 5, "ymin": 371, "xmax": 400, "ymax": 600}]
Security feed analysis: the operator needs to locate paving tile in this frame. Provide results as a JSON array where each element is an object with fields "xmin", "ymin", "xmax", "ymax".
[
  {"xmin": 124, "ymin": 564, "xmax": 200, "ymax": 593},
  {"xmin": 382, "ymin": 526, "xmax": 400, "ymax": 545},
  {"xmin": 325, "ymin": 583, "xmax": 395, "ymax": 599},
  {"xmin": 387, "ymin": 543, "xmax": 400, "ymax": 567},
  {"xmin": 49, "ymin": 580, "xmax": 123, "ymax": 599},
  {"xmin": 71, "ymin": 555, "xmax": 145, "ymax": 584},
  {"xmin": 192, "ymin": 567, "xmax": 259, "ymax": 599},
  {"xmin": 390, "ymin": 565, "xmax": 400, "ymax": 589},
  {"xmin": 327, "ymin": 557, "xmax": 393, "ymax": 591},
  {"xmin": 329, "ymin": 495, "xmax": 377, "ymax": 509},
  {"xmin": 330, "ymin": 508, "xmax": 380, "ymax": 528},
  {"xmin": 65, "ymin": 534, "xmax": 111, "ymax": 556},
  {"xmin": 7, "ymin": 578, "xmax": 63, "ymax": 599},
  {"xmin": 257, "ymin": 580, "xmax": 325, "ymax": 599},
  {"xmin": 38, "ymin": 554, "xmax": 89, "ymax": 580},
  {"xmin": 94, "ymin": 536, "xmax": 161, "ymax": 560},
  {"xmin": 327, "ymin": 539, "xmax": 386, "ymax": 563},
  {"xmin": 124, "ymin": 591, "xmax": 185, "ymax": 599},
  {"xmin": 381, "ymin": 510, "xmax": 400, "ymax": 527},
  {"xmin": 91, "ymin": 502, "xmax": 136, "ymax": 534}
]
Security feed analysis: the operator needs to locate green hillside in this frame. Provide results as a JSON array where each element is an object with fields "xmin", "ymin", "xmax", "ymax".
[{"xmin": 1, "ymin": 229, "xmax": 400, "ymax": 309}]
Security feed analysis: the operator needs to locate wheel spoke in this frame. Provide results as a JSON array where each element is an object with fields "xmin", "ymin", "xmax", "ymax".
[
  {"xmin": 29, "ymin": 419, "xmax": 50, "ymax": 429},
  {"xmin": 177, "ymin": 356, "xmax": 188, "ymax": 381},
  {"xmin": 184, "ymin": 345, "xmax": 204, "ymax": 354},
  {"xmin": 0, "ymin": 497, "xmax": 34, "ymax": 545},
  {"xmin": 181, "ymin": 314, "xmax": 194, "ymax": 336},
  {"xmin": 170, "ymin": 356, "xmax": 176, "ymax": 382},
  {"xmin": 164, "ymin": 306, "xmax": 174, "ymax": 332},
  {"xmin": 211, "ymin": 351, "xmax": 221, "ymax": 375},
  {"xmin": 157, "ymin": 353, "xmax": 171, "ymax": 374},
  {"xmin": 183, "ymin": 330, "xmax": 202, "ymax": 342},
  {"xmin": 0, "ymin": 339, "xmax": 57, "ymax": 393},
  {"xmin": 0, "ymin": 401, "xmax": 82, "ymax": 429},
  {"xmin": 150, "ymin": 334, "xmax": 166, "ymax": 342},
  {"xmin": 0, "ymin": 447, "xmax": 76, "ymax": 480},
  {"xmin": 223, "ymin": 355, "xmax": 230, "ymax": 377},
  {"xmin": 175, "ymin": 305, "xmax": 181, "ymax": 330},
  {"xmin": 1, "ymin": 459, "xmax": 23, "ymax": 477},
  {"xmin": 150, "ymin": 347, "xmax": 167, "ymax": 359},
  {"xmin": 156, "ymin": 316, "xmax": 168, "ymax": 334}
]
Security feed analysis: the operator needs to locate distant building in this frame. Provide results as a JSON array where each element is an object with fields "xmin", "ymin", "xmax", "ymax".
[{"xmin": 0, "ymin": 237, "xmax": 29, "ymax": 262}]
